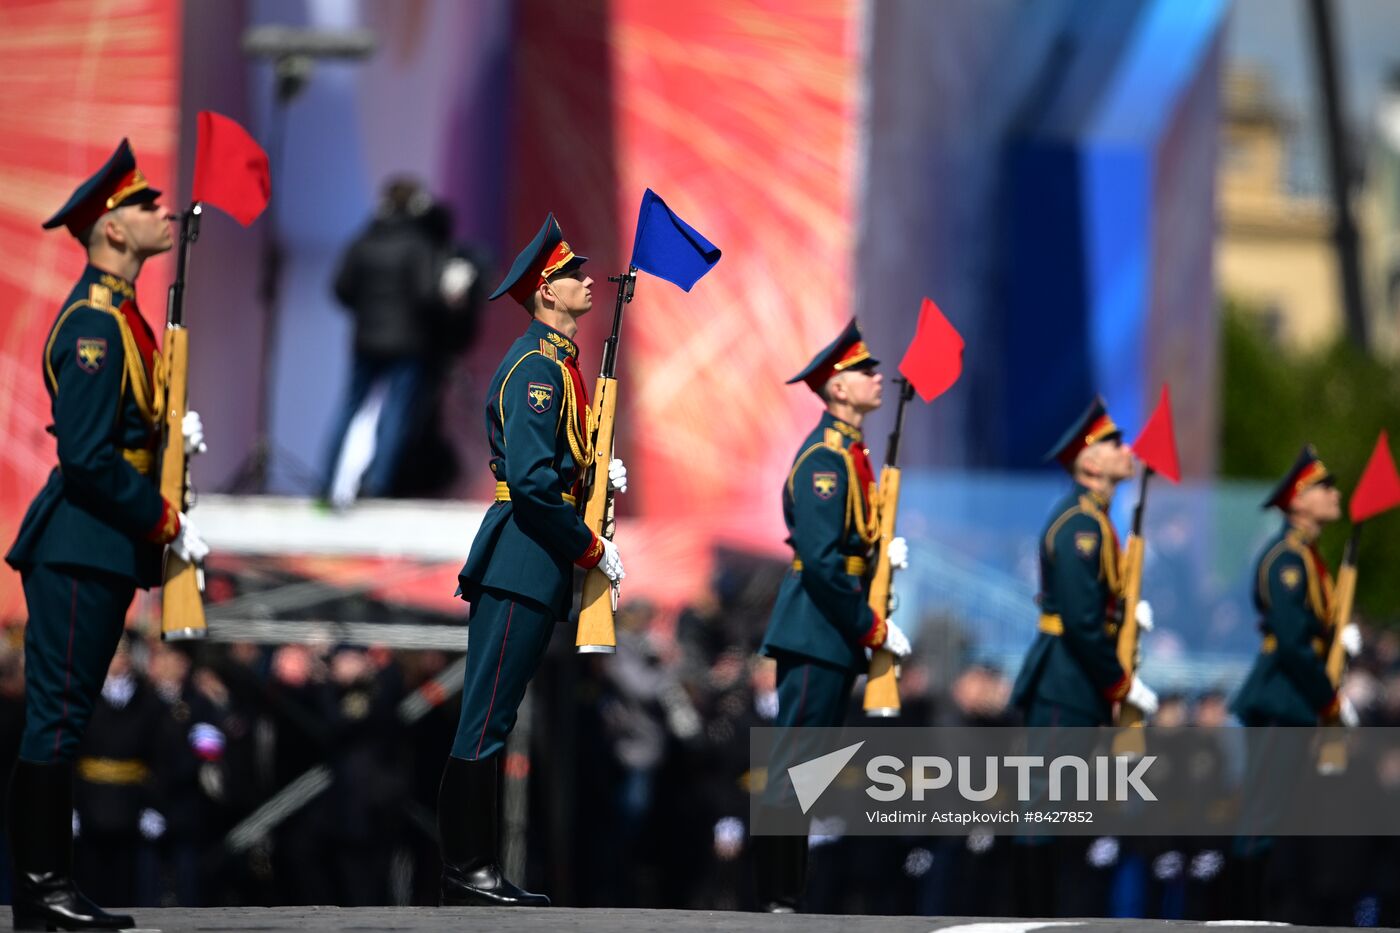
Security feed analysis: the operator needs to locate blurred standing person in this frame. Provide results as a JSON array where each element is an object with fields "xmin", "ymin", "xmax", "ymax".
[
  {"xmin": 1229, "ymin": 446, "xmax": 1361, "ymax": 918},
  {"xmin": 149, "ymin": 644, "xmax": 234, "ymax": 907},
  {"xmin": 439, "ymin": 214, "xmax": 627, "ymax": 907},
  {"xmin": 71, "ymin": 641, "xmax": 168, "ymax": 911},
  {"xmin": 1008, "ymin": 398, "xmax": 1158, "ymax": 917},
  {"xmin": 321, "ymin": 176, "xmax": 483, "ymax": 507},
  {"xmin": 4, "ymin": 140, "xmax": 208, "ymax": 931},
  {"xmin": 752, "ymin": 321, "xmax": 913, "ymax": 913},
  {"xmin": 392, "ymin": 201, "xmax": 488, "ymax": 499}
]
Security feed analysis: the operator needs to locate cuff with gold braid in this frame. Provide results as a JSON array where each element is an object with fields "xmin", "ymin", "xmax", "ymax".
[
  {"xmin": 575, "ymin": 533, "xmax": 605, "ymax": 570},
  {"xmin": 145, "ymin": 499, "xmax": 180, "ymax": 545},
  {"xmin": 1104, "ymin": 672, "xmax": 1132, "ymax": 703},
  {"xmin": 861, "ymin": 611, "xmax": 887, "ymax": 649}
]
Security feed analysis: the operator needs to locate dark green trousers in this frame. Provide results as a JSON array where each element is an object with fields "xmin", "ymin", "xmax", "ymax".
[
  {"xmin": 451, "ymin": 587, "xmax": 555, "ymax": 761},
  {"xmin": 761, "ymin": 652, "xmax": 856, "ymax": 811},
  {"xmin": 20, "ymin": 563, "xmax": 133, "ymax": 763}
]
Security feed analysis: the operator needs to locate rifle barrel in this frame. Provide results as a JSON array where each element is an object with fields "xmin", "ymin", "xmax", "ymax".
[
  {"xmin": 167, "ymin": 204, "xmax": 203, "ymax": 327},
  {"xmin": 883, "ymin": 379, "xmax": 915, "ymax": 469},
  {"xmin": 600, "ymin": 267, "xmax": 636, "ymax": 379}
]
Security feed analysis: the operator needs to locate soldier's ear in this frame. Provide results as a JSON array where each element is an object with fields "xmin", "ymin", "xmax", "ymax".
[
  {"xmin": 1075, "ymin": 445, "xmax": 1104, "ymax": 480},
  {"xmin": 100, "ymin": 212, "xmax": 129, "ymax": 251},
  {"xmin": 537, "ymin": 278, "xmax": 556, "ymax": 307}
]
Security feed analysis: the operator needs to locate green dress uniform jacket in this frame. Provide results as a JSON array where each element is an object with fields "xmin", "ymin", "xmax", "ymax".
[
  {"xmin": 760, "ymin": 412, "xmax": 884, "ymax": 672},
  {"xmin": 1231, "ymin": 526, "xmax": 1337, "ymax": 726},
  {"xmin": 6, "ymin": 265, "xmax": 176, "ymax": 588},
  {"xmin": 1011, "ymin": 484, "xmax": 1131, "ymax": 723},
  {"xmin": 457, "ymin": 319, "xmax": 603, "ymax": 618}
]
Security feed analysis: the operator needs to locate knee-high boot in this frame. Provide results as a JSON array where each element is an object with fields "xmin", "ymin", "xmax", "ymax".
[
  {"xmin": 437, "ymin": 755, "xmax": 549, "ymax": 907},
  {"xmin": 9, "ymin": 760, "xmax": 134, "ymax": 931}
]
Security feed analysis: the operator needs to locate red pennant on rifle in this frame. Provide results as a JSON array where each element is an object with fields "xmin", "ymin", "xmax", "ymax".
[
  {"xmin": 1132, "ymin": 384, "xmax": 1181, "ymax": 483},
  {"xmin": 898, "ymin": 296, "xmax": 964, "ymax": 403},
  {"xmin": 193, "ymin": 111, "xmax": 270, "ymax": 226},
  {"xmin": 1350, "ymin": 430, "xmax": 1400, "ymax": 523}
]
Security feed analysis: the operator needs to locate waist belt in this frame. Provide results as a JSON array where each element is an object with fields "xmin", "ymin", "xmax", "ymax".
[
  {"xmin": 495, "ymin": 481, "xmax": 576, "ymax": 507},
  {"xmin": 77, "ymin": 757, "xmax": 150, "ymax": 785},
  {"xmin": 1038, "ymin": 613, "xmax": 1064, "ymax": 636},
  {"xmin": 792, "ymin": 556, "xmax": 866, "ymax": 576},
  {"xmin": 121, "ymin": 448, "xmax": 154, "ymax": 475},
  {"xmin": 1259, "ymin": 634, "xmax": 1326, "ymax": 657}
]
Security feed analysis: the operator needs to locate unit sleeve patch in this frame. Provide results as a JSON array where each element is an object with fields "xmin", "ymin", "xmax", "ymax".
[
  {"xmin": 812, "ymin": 471, "xmax": 838, "ymax": 500},
  {"xmin": 526, "ymin": 381, "xmax": 554, "ymax": 413},
  {"xmin": 1074, "ymin": 530, "xmax": 1099, "ymax": 559},
  {"xmin": 76, "ymin": 337, "xmax": 108, "ymax": 373},
  {"xmin": 1280, "ymin": 566, "xmax": 1301, "ymax": 590}
]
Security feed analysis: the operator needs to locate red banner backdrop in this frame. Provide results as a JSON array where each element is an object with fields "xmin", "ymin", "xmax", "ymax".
[
  {"xmin": 0, "ymin": 1, "xmax": 181, "ymax": 619},
  {"xmin": 510, "ymin": 1, "xmax": 861, "ymax": 606}
]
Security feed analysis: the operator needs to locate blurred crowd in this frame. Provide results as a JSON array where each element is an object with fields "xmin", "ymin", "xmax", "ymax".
[{"xmin": 2, "ymin": 564, "xmax": 1400, "ymax": 923}]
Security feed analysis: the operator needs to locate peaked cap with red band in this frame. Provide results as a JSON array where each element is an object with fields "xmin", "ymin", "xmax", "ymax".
[
  {"xmin": 42, "ymin": 139, "xmax": 162, "ymax": 237},
  {"xmin": 1263, "ymin": 444, "xmax": 1334, "ymax": 511},
  {"xmin": 786, "ymin": 318, "xmax": 879, "ymax": 394},
  {"xmin": 1045, "ymin": 396, "xmax": 1122, "ymax": 472},
  {"xmin": 488, "ymin": 212, "xmax": 588, "ymax": 307}
]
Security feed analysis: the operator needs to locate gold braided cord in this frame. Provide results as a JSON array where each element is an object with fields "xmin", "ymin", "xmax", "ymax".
[{"xmin": 555, "ymin": 359, "xmax": 595, "ymax": 467}]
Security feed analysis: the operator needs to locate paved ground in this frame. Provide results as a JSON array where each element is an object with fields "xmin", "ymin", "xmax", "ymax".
[{"xmin": 90, "ymin": 907, "xmax": 1391, "ymax": 932}]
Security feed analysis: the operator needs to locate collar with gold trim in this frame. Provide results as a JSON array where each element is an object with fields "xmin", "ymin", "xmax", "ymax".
[
  {"xmin": 823, "ymin": 414, "xmax": 863, "ymax": 444},
  {"xmin": 528, "ymin": 320, "xmax": 578, "ymax": 360},
  {"xmin": 88, "ymin": 266, "xmax": 135, "ymax": 300}
]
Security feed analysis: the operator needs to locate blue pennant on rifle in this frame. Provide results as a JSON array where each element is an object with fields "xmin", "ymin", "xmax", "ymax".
[{"xmin": 629, "ymin": 188, "xmax": 721, "ymax": 291}]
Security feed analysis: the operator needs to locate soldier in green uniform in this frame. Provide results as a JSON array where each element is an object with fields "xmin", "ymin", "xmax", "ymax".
[
  {"xmin": 752, "ymin": 320, "xmax": 913, "ymax": 913},
  {"xmin": 4, "ymin": 140, "xmax": 208, "ymax": 931},
  {"xmin": 1008, "ymin": 397, "xmax": 1158, "ymax": 917},
  {"xmin": 437, "ymin": 214, "xmax": 626, "ymax": 908},
  {"xmin": 1229, "ymin": 445, "xmax": 1360, "ymax": 917},
  {"xmin": 1011, "ymin": 397, "xmax": 1158, "ymax": 727}
]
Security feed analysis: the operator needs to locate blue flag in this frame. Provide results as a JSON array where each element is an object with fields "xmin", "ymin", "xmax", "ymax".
[{"xmin": 629, "ymin": 188, "xmax": 721, "ymax": 291}]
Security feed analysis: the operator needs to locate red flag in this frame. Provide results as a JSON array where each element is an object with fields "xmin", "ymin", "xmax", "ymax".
[
  {"xmin": 1350, "ymin": 430, "xmax": 1400, "ymax": 523},
  {"xmin": 898, "ymin": 297, "xmax": 964, "ymax": 403},
  {"xmin": 193, "ymin": 111, "xmax": 270, "ymax": 226},
  {"xmin": 1132, "ymin": 384, "xmax": 1181, "ymax": 483}
]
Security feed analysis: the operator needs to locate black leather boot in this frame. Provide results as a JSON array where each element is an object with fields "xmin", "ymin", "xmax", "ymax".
[
  {"xmin": 752, "ymin": 811, "xmax": 806, "ymax": 913},
  {"xmin": 438, "ymin": 755, "xmax": 548, "ymax": 907},
  {"xmin": 9, "ymin": 760, "xmax": 134, "ymax": 931}
]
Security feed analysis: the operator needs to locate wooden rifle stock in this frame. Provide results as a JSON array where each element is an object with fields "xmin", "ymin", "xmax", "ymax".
[
  {"xmin": 862, "ymin": 465, "xmax": 901, "ymax": 716},
  {"xmin": 159, "ymin": 205, "xmax": 206, "ymax": 641},
  {"xmin": 862, "ymin": 379, "xmax": 914, "ymax": 717},
  {"xmin": 1111, "ymin": 469, "xmax": 1151, "ymax": 757},
  {"xmin": 1318, "ymin": 526, "xmax": 1361, "ymax": 774},
  {"xmin": 576, "ymin": 375, "xmax": 619, "ymax": 653},
  {"xmin": 574, "ymin": 268, "xmax": 634, "ymax": 654}
]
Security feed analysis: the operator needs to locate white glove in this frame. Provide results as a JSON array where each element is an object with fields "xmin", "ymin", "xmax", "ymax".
[
  {"xmin": 608, "ymin": 457, "xmax": 628, "ymax": 494},
  {"xmin": 139, "ymin": 808, "xmax": 166, "ymax": 841},
  {"xmin": 1134, "ymin": 600, "xmax": 1154, "ymax": 633},
  {"xmin": 1126, "ymin": 676, "xmax": 1159, "ymax": 716},
  {"xmin": 182, "ymin": 409, "xmax": 207, "ymax": 456},
  {"xmin": 598, "ymin": 538, "xmax": 625, "ymax": 584},
  {"xmin": 1339, "ymin": 695, "xmax": 1360, "ymax": 727},
  {"xmin": 1341, "ymin": 623, "xmax": 1362, "ymax": 659},
  {"xmin": 439, "ymin": 257, "xmax": 477, "ymax": 304},
  {"xmin": 170, "ymin": 512, "xmax": 210, "ymax": 564},
  {"xmin": 882, "ymin": 620, "xmax": 912, "ymax": 659},
  {"xmin": 886, "ymin": 536, "xmax": 909, "ymax": 571}
]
